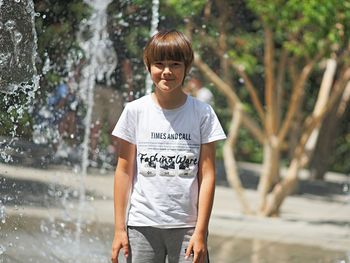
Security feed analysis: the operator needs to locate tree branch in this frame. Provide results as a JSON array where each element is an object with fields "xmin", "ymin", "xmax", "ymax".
[
  {"xmin": 194, "ymin": 54, "xmax": 265, "ymax": 144},
  {"xmin": 264, "ymin": 26, "xmax": 276, "ymax": 136},
  {"xmin": 223, "ymin": 106, "xmax": 252, "ymax": 214},
  {"xmin": 296, "ymin": 67, "xmax": 350, "ymax": 158},
  {"xmin": 276, "ymin": 48, "xmax": 288, "ymax": 129},
  {"xmin": 301, "ymin": 59, "xmax": 337, "ymax": 165},
  {"xmin": 229, "ymin": 61, "xmax": 265, "ymax": 122},
  {"xmin": 277, "ymin": 56, "xmax": 320, "ymax": 145}
]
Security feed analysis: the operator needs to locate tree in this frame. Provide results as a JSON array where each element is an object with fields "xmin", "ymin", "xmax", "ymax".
[{"xmin": 166, "ymin": 0, "xmax": 350, "ymax": 216}]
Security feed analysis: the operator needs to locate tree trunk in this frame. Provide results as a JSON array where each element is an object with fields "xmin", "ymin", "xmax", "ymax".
[
  {"xmin": 262, "ymin": 157, "xmax": 300, "ymax": 216},
  {"xmin": 258, "ymin": 26, "xmax": 281, "ymax": 214},
  {"xmin": 288, "ymin": 96, "xmax": 304, "ymax": 159},
  {"xmin": 308, "ymin": 107, "xmax": 339, "ymax": 180},
  {"xmin": 223, "ymin": 107, "xmax": 252, "ymax": 214},
  {"xmin": 309, "ymin": 81, "xmax": 350, "ymax": 179},
  {"xmin": 257, "ymin": 137, "xmax": 280, "ymax": 214},
  {"xmin": 302, "ymin": 59, "xmax": 337, "ymax": 166}
]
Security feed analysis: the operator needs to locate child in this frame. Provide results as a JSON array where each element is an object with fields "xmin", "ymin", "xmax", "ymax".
[{"xmin": 111, "ymin": 29, "xmax": 226, "ymax": 263}]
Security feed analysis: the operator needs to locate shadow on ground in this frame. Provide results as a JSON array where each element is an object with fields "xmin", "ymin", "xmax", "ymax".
[
  {"xmin": 0, "ymin": 175, "xmax": 98, "ymax": 208},
  {"xmin": 215, "ymin": 161, "xmax": 348, "ymax": 198}
]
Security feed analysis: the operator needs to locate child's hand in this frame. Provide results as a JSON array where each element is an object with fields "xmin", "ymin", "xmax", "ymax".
[
  {"xmin": 185, "ymin": 232, "xmax": 207, "ymax": 263},
  {"xmin": 111, "ymin": 230, "xmax": 129, "ymax": 263}
]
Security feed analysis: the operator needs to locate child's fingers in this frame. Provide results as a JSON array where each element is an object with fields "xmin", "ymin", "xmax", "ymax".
[
  {"xmin": 123, "ymin": 241, "xmax": 129, "ymax": 258},
  {"xmin": 185, "ymin": 245, "xmax": 194, "ymax": 260},
  {"xmin": 111, "ymin": 246, "xmax": 120, "ymax": 263}
]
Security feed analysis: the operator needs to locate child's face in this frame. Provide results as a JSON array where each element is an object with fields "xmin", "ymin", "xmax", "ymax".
[{"xmin": 150, "ymin": 60, "xmax": 185, "ymax": 93}]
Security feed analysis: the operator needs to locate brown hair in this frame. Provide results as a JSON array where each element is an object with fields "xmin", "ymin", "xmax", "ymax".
[{"xmin": 143, "ymin": 29, "xmax": 194, "ymax": 75}]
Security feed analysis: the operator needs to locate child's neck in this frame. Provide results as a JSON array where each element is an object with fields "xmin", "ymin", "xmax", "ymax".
[{"xmin": 152, "ymin": 89, "xmax": 187, "ymax": 110}]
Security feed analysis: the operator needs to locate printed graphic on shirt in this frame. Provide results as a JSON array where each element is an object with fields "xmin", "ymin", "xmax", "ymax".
[
  {"xmin": 138, "ymin": 132, "xmax": 199, "ymax": 178},
  {"xmin": 151, "ymin": 132, "xmax": 192, "ymax": 141}
]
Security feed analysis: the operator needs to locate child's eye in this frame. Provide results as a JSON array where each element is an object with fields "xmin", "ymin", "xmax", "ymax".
[{"xmin": 172, "ymin": 62, "xmax": 182, "ymax": 67}]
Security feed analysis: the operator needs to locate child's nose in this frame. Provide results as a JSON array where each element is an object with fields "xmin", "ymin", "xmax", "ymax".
[{"xmin": 163, "ymin": 66, "xmax": 172, "ymax": 74}]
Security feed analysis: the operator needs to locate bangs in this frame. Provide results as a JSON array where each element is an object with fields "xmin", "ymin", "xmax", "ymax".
[
  {"xmin": 143, "ymin": 29, "xmax": 194, "ymax": 71},
  {"xmin": 149, "ymin": 40, "xmax": 186, "ymax": 63}
]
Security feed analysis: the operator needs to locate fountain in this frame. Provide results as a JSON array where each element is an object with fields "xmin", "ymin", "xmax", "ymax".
[
  {"xmin": 1, "ymin": 0, "xmax": 119, "ymax": 261},
  {"xmin": 74, "ymin": 0, "xmax": 117, "ymax": 254},
  {"xmin": 0, "ymin": 0, "xmax": 39, "ymax": 163},
  {"xmin": 145, "ymin": 0, "xmax": 159, "ymax": 94}
]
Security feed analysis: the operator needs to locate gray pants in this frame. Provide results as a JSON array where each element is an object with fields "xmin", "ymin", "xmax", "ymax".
[{"xmin": 126, "ymin": 226, "xmax": 209, "ymax": 263}]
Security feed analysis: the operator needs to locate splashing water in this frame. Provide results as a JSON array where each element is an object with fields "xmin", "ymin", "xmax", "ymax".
[
  {"xmin": 145, "ymin": 0, "xmax": 160, "ymax": 94},
  {"xmin": 0, "ymin": 0, "xmax": 39, "ymax": 259},
  {"xmin": 0, "ymin": 0, "xmax": 39, "ymax": 164},
  {"xmin": 0, "ymin": 0, "xmax": 38, "ymax": 90},
  {"xmin": 74, "ymin": 0, "xmax": 116, "ymax": 257}
]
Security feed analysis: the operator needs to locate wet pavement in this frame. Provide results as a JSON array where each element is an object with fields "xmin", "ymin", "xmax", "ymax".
[
  {"xmin": 1, "ymin": 163, "xmax": 349, "ymax": 262},
  {"xmin": 1, "ymin": 215, "xmax": 348, "ymax": 263}
]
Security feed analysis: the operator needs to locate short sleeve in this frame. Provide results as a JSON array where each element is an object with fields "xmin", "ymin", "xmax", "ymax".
[
  {"xmin": 111, "ymin": 103, "xmax": 136, "ymax": 144},
  {"xmin": 200, "ymin": 105, "xmax": 226, "ymax": 144}
]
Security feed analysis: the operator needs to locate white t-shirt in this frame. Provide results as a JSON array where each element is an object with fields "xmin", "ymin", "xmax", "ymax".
[{"xmin": 112, "ymin": 94, "xmax": 226, "ymax": 228}]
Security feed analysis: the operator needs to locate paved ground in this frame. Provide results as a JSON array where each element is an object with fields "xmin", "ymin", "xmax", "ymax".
[{"xmin": 1, "ymin": 162, "xmax": 350, "ymax": 259}]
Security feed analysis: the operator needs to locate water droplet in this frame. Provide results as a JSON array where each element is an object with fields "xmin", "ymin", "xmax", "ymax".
[
  {"xmin": 14, "ymin": 31, "xmax": 22, "ymax": 44},
  {"xmin": 0, "ymin": 201, "xmax": 5, "ymax": 224},
  {"xmin": 0, "ymin": 53, "xmax": 11, "ymax": 68},
  {"xmin": 14, "ymin": 0, "xmax": 21, "ymax": 3},
  {"xmin": 4, "ymin": 20, "xmax": 15, "ymax": 30},
  {"xmin": 0, "ymin": 245, "xmax": 6, "ymax": 255},
  {"xmin": 73, "ymin": 190, "xmax": 79, "ymax": 197}
]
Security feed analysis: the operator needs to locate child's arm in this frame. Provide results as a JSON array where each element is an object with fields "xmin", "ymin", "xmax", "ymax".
[
  {"xmin": 186, "ymin": 142, "xmax": 216, "ymax": 263},
  {"xmin": 111, "ymin": 138, "xmax": 136, "ymax": 263}
]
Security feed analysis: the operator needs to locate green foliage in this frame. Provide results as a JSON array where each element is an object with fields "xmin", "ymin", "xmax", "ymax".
[
  {"xmin": 107, "ymin": 0, "xmax": 152, "ymax": 94},
  {"xmin": 247, "ymin": 0, "xmax": 350, "ymax": 57},
  {"xmin": 236, "ymin": 129, "xmax": 262, "ymax": 163},
  {"xmin": 123, "ymin": 27, "xmax": 150, "ymax": 58},
  {"xmin": 165, "ymin": 0, "xmax": 206, "ymax": 18},
  {"xmin": 35, "ymin": 0, "xmax": 91, "ymax": 86}
]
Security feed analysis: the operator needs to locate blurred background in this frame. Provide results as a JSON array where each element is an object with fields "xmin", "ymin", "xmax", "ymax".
[{"xmin": 0, "ymin": 0, "xmax": 349, "ymax": 262}]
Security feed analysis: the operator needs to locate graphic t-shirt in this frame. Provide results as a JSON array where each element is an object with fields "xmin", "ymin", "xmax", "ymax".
[{"xmin": 112, "ymin": 94, "xmax": 226, "ymax": 228}]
